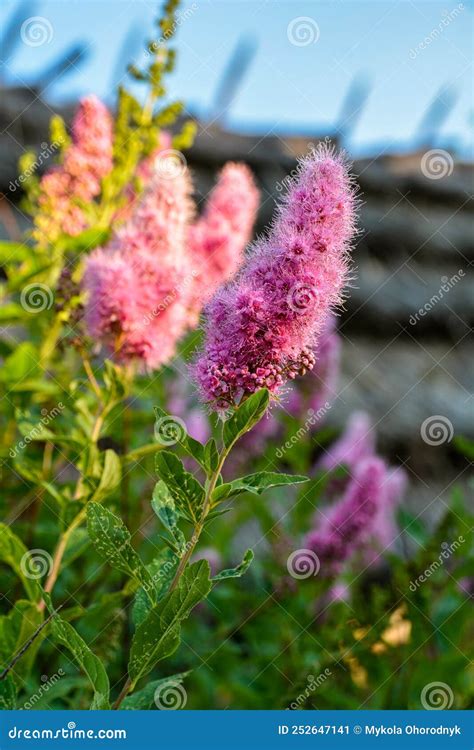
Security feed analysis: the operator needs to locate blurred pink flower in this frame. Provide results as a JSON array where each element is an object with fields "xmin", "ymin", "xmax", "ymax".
[
  {"xmin": 83, "ymin": 168, "xmax": 194, "ymax": 369},
  {"xmin": 318, "ymin": 411, "xmax": 376, "ymax": 473},
  {"xmin": 305, "ymin": 457, "xmax": 387, "ymax": 576},
  {"xmin": 187, "ymin": 162, "xmax": 260, "ymax": 322},
  {"xmin": 193, "ymin": 145, "xmax": 357, "ymax": 409},
  {"xmin": 35, "ymin": 95, "xmax": 113, "ymax": 245},
  {"xmin": 83, "ymin": 158, "xmax": 259, "ymax": 371}
]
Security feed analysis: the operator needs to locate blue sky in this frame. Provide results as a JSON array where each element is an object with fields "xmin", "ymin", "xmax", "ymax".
[{"xmin": 2, "ymin": 0, "xmax": 473, "ymax": 156}]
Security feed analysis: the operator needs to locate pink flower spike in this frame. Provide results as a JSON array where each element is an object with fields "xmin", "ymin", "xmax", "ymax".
[
  {"xmin": 192, "ymin": 144, "xmax": 357, "ymax": 410},
  {"xmin": 305, "ymin": 457, "xmax": 387, "ymax": 576},
  {"xmin": 187, "ymin": 162, "xmax": 259, "ymax": 320}
]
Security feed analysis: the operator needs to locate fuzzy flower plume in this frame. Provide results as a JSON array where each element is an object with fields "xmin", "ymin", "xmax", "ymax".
[
  {"xmin": 306, "ymin": 457, "xmax": 387, "ymax": 575},
  {"xmin": 34, "ymin": 95, "xmax": 113, "ymax": 245},
  {"xmin": 305, "ymin": 412, "xmax": 408, "ymax": 575},
  {"xmin": 83, "ymin": 157, "xmax": 259, "ymax": 370},
  {"xmin": 83, "ymin": 167, "xmax": 194, "ymax": 369},
  {"xmin": 193, "ymin": 145, "xmax": 357, "ymax": 409},
  {"xmin": 187, "ymin": 163, "xmax": 259, "ymax": 321}
]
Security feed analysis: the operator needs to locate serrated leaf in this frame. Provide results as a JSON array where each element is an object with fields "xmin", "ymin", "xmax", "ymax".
[
  {"xmin": 154, "ymin": 406, "xmax": 206, "ymax": 469},
  {"xmin": 128, "ymin": 560, "xmax": 211, "ymax": 684},
  {"xmin": 223, "ymin": 389, "xmax": 269, "ymax": 450},
  {"xmin": 212, "ymin": 471, "xmax": 308, "ymax": 503},
  {"xmin": 155, "ymin": 451, "xmax": 204, "ymax": 521},
  {"xmin": 0, "ymin": 524, "xmax": 43, "ymax": 602},
  {"xmin": 50, "ymin": 616, "xmax": 110, "ymax": 710},
  {"xmin": 86, "ymin": 505, "xmax": 153, "ymax": 596},
  {"xmin": 212, "ymin": 549, "xmax": 254, "ymax": 581},
  {"xmin": 121, "ymin": 671, "xmax": 189, "ymax": 710},
  {"xmin": 89, "ymin": 449, "xmax": 121, "ymax": 503}
]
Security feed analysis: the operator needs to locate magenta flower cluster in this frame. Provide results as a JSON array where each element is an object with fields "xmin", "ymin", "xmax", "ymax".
[
  {"xmin": 305, "ymin": 412, "xmax": 407, "ymax": 575},
  {"xmin": 83, "ymin": 159, "xmax": 259, "ymax": 370},
  {"xmin": 193, "ymin": 145, "xmax": 357, "ymax": 409}
]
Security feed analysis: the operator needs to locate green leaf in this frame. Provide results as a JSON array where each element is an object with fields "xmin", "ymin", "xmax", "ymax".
[
  {"xmin": 128, "ymin": 560, "xmax": 211, "ymax": 684},
  {"xmin": 121, "ymin": 671, "xmax": 189, "ymax": 710},
  {"xmin": 89, "ymin": 449, "xmax": 121, "ymax": 503},
  {"xmin": 50, "ymin": 616, "xmax": 110, "ymax": 710},
  {"xmin": 212, "ymin": 471, "xmax": 308, "ymax": 503},
  {"xmin": 103, "ymin": 359, "xmax": 127, "ymax": 402},
  {"xmin": 212, "ymin": 549, "xmax": 254, "ymax": 581},
  {"xmin": 155, "ymin": 451, "xmax": 204, "ymax": 521},
  {"xmin": 0, "ymin": 302, "xmax": 24, "ymax": 324},
  {"xmin": 223, "ymin": 389, "xmax": 270, "ymax": 450},
  {"xmin": 0, "ymin": 240, "xmax": 33, "ymax": 263},
  {"xmin": 0, "ymin": 601, "xmax": 44, "ymax": 684},
  {"xmin": 0, "ymin": 343, "xmax": 40, "ymax": 384},
  {"xmin": 62, "ymin": 226, "xmax": 111, "ymax": 254},
  {"xmin": 154, "ymin": 406, "xmax": 206, "ymax": 470},
  {"xmin": 151, "ymin": 480, "xmax": 185, "ymax": 551},
  {"xmin": 0, "ymin": 524, "xmax": 43, "ymax": 602},
  {"xmin": 204, "ymin": 438, "xmax": 219, "ymax": 473},
  {"xmin": 0, "ymin": 675, "xmax": 16, "ymax": 709},
  {"xmin": 132, "ymin": 549, "xmax": 179, "ymax": 628},
  {"xmin": 86, "ymin": 505, "xmax": 153, "ymax": 596}
]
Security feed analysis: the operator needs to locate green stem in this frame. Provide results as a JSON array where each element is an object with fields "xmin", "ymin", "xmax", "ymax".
[{"xmin": 168, "ymin": 447, "xmax": 229, "ymax": 593}]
